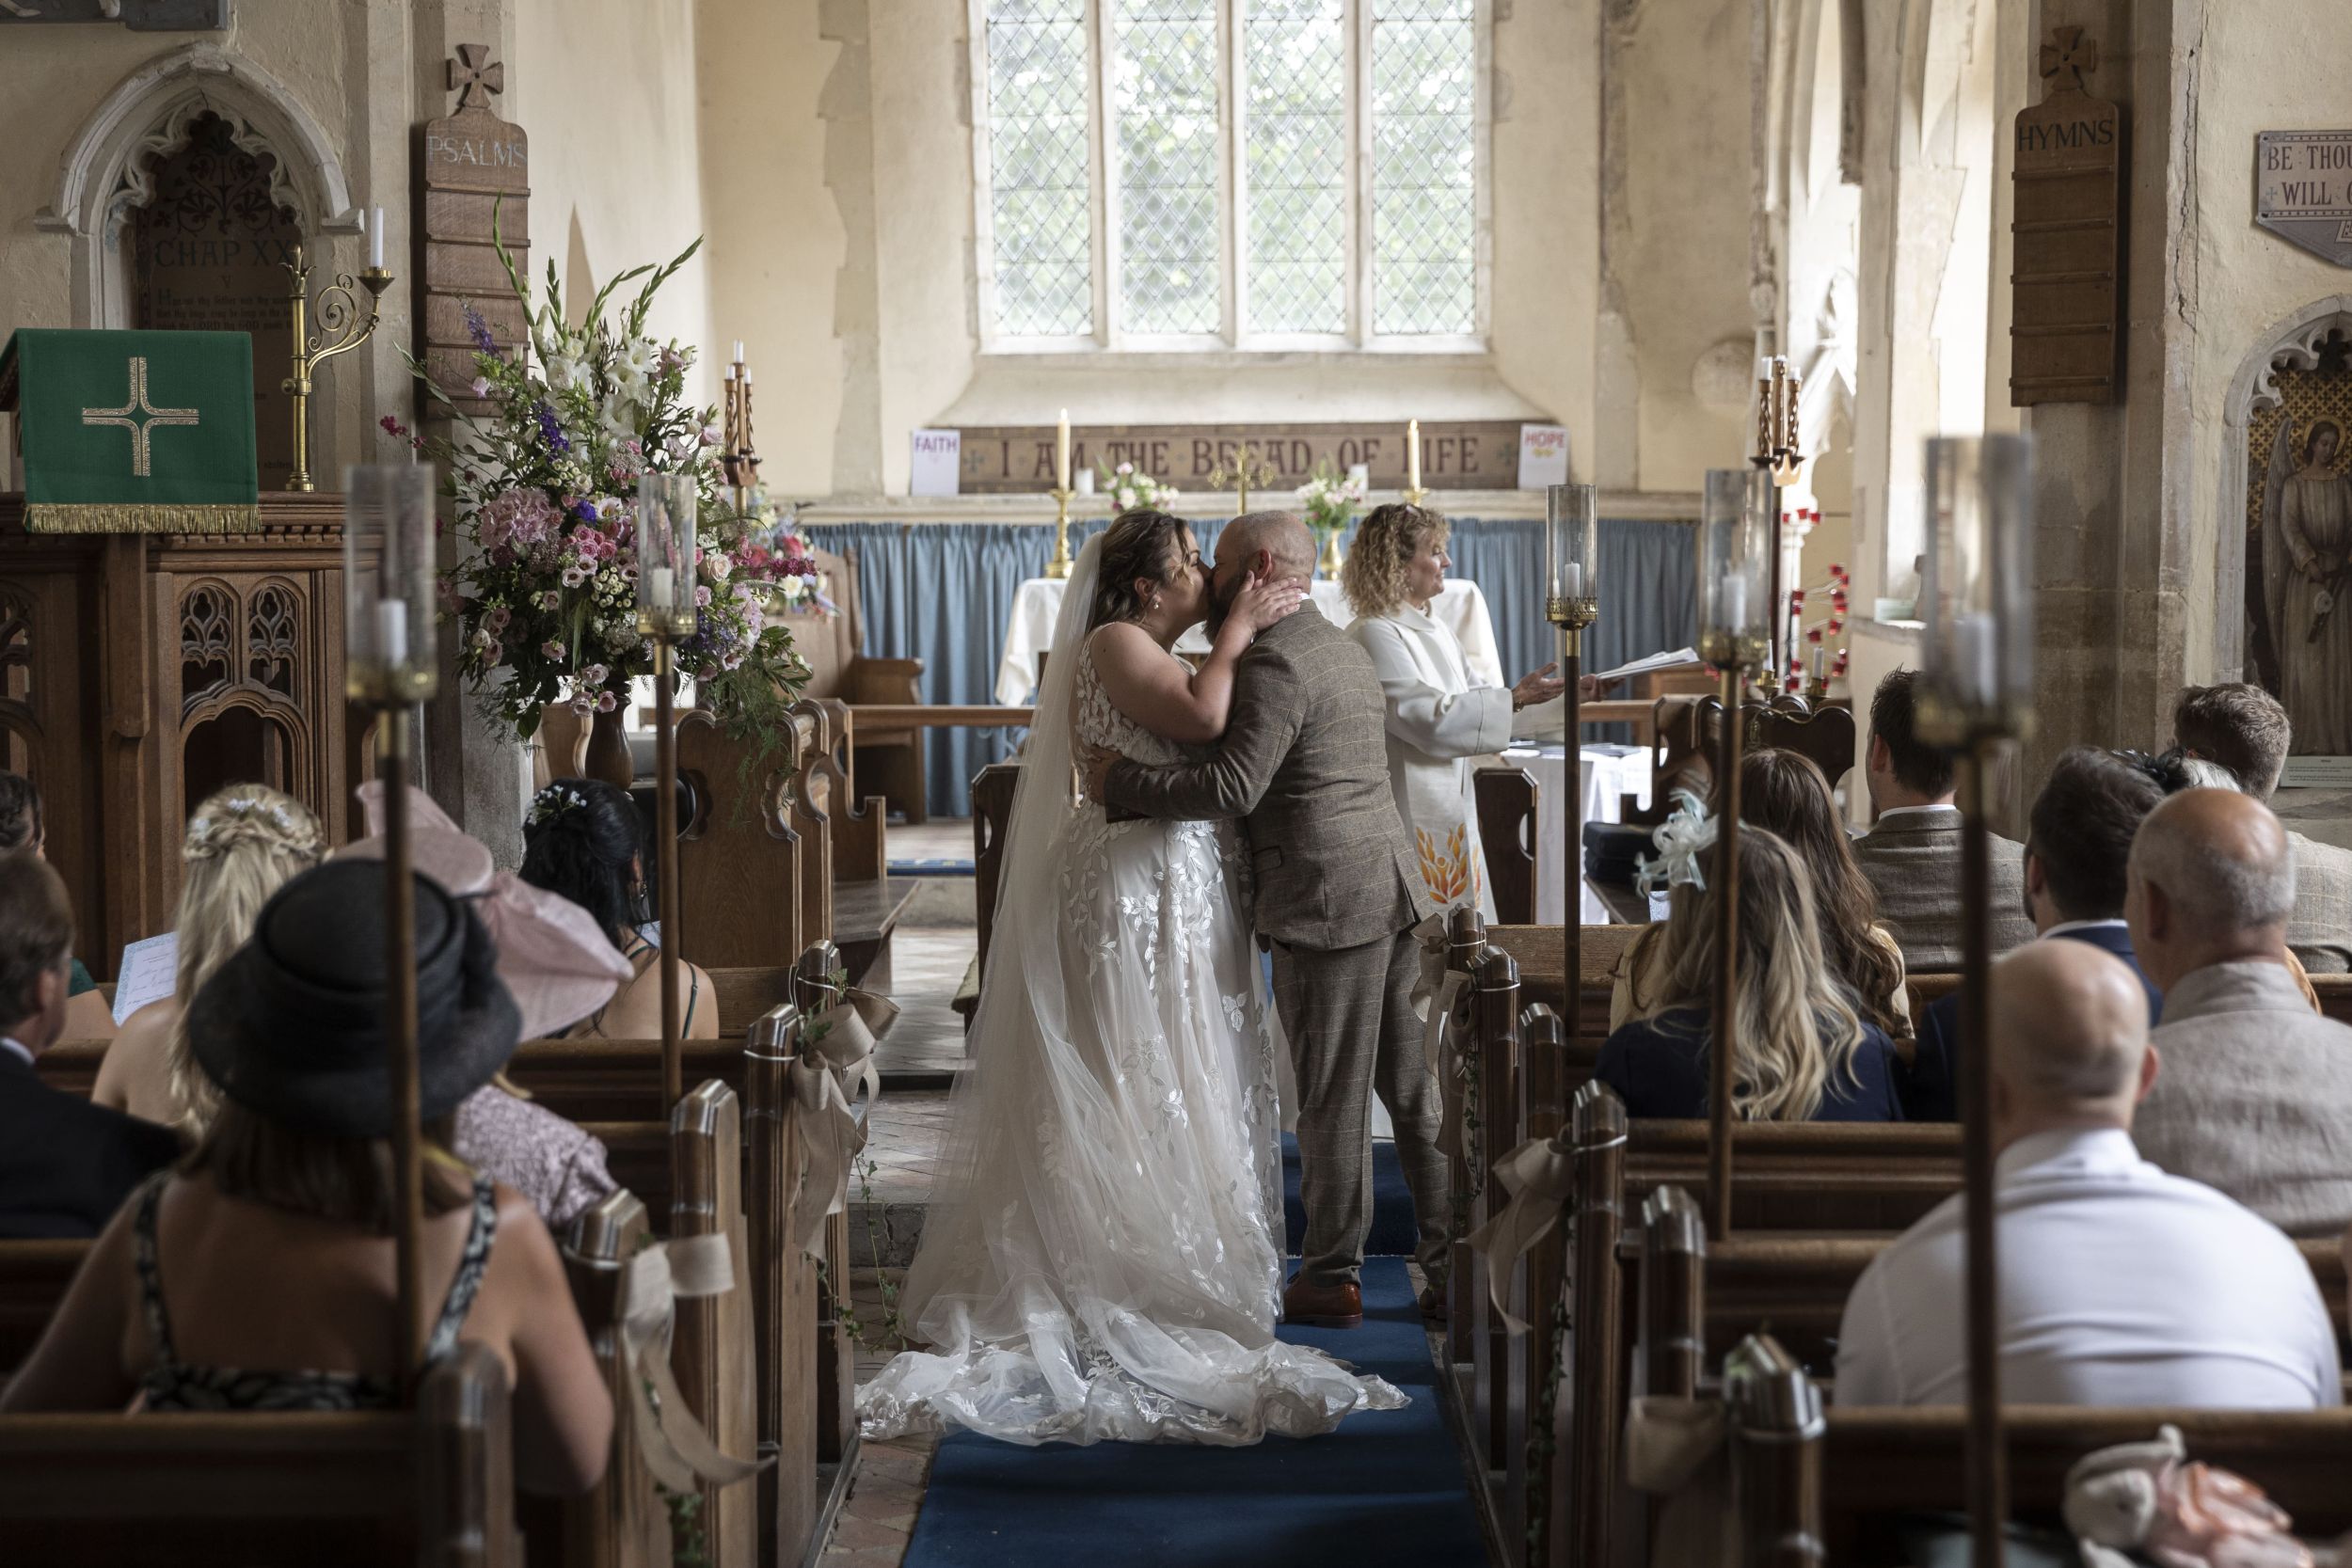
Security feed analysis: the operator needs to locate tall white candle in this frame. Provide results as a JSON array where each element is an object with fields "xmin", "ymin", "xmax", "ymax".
[
  {"xmin": 1812, "ymin": 645, "xmax": 1827, "ymax": 681},
  {"xmin": 375, "ymin": 597, "xmax": 408, "ymax": 667},
  {"xmin": 1347, "ymin": 463, "xmax": 1370, "ymax": 487},
  {"xmin": 1074, "ymin": 468, "xmax": 1095, "ymax": 496},
  {"xmin": 1953, "ymin": 611, "xmax": 1996, "ymax": 704},
  {"xmin": 1406, "ymin": 420, "xmax": 1422, "ymax": 493},
  {"xmin": 649, "ymin": 566, "xmax": 675, "ymax": 610},
  {"xmin": 1721, "ymin": 574, "xmax": 1749, "ymax": 633},
  {"xmin": 370, "ymin": 206, "xmax": 386, "ymax": 270},
  {"xmin": 1056, "ymin": 409, "xmax": 1072, "ymax": 492},
  {"xmin": 1564, "ymin": 562, "xmax": 1583, "ymax": 600},
  {"xmin": 733, "ymin": 340, "xmax": 746, "ymax": 365}
]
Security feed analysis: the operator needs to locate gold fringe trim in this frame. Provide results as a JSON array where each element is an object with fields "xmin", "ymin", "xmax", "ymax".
[{"xmin": 24, "ymin": 501, "xmax": 262, "ymax": 535}]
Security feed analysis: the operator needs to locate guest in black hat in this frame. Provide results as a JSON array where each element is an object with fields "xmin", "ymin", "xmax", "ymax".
[{"xmin": 1, "ymin": 861, "xmax": 614, "ymax": 1497}]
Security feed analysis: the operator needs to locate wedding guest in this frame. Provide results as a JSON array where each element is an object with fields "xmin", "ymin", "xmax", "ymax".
[
  {"xmin": 0, "ymin": 861, "xmax": 615, "ymax": 1497},
  {"xmin": 2128, "ymin": 788, "xmax": 2352, "ymax": 1237},
  {"xmin": 91, "ymin": 784, "xmax": 326, "ymax": 1131},
  {"xmin": 520, "ymin": 778, "xmax": 718, "ymax": 1040},
  {"xmin": 0, "ymin": 769, "xmax": 117, "ymax": 1043},
  {"xmin": 2171, "ymin": 681, "xmax": 2352, "ymax": 973},
  {"xmin": 0, "ymin": 851, "xmax": 180, "ymax": 1239},
  {"xmin": 1836, "ymin": 939, "xmax": 2337, "ymax": 1410},
  {"xmin": 1611, "ymin": 749, "xmax": 1910, "ymax": 1039},
  {"xmin": 1902, "ymin": 747, "xmax": 2169, "ymax": 1121},
  {"xmin": 1596, "ymin": 828, "xmax": 1903, "ymax": 1123},
  {"xmin": 1343, "ymin": 503, "xmax": 1568, "ymax": 916},
  {"xmin": 1851, "ymin": 670, "xmax": 2034, "ymax": 970},
  {"xmin": 338, "ymin": 781, "xmax": 633, "ymax": 1231}
]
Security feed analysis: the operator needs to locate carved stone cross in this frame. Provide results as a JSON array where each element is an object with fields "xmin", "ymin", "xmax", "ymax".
[
  {"xmin": 448, "ymin": 43, "xmax": 504, "ymax": 112},
  {"xmin": 2039, "ymin": 25, "xmax": 2097, "ymax": 97}
]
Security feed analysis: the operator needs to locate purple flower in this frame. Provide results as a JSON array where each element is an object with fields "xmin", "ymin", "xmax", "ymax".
[
  {"xmin": 542, "ymin": 639, "xmax": 566, "ymax": 660},
  {"xmin": 595, "ymin": 690, "xmax": 618, "ymax": 713},
  {"xmin": 574, "ymin": 499, "xmax": 599, "ymax": 523},
  {"xmin": 464, "ymin": 305, "xmax": 497, "ymax": 353},
  {"xmin": 535, "ymin": 402, "xmax": 571, "ymax": 454}
]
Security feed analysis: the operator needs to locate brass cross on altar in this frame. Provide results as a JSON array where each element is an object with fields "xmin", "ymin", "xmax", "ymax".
[
  {"xmin": 448, "ymin": 43, "xmax": 505, "ymax": 111},
  {"xmin": 82, "ymin": 356, "xmax": 199, "ymax": 478}
]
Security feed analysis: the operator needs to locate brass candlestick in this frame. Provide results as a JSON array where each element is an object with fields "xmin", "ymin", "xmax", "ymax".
[
  {"xmin": 1209, "ymin": 443, "xmax": 1277, "ymax": 515},
  {"xmin": 1044, "ymin": 487, "xmax": 1075, "ymax": 580},
  {"xmin": 283, "ymin": 243, "xmax": 394, "ymax": 493},
  {"xmin": 723, "ymin": 355, "xmax": 760, "ymax": 517},
  {"xmin": 1545, "ymin": 482, "xmax": 1600, "ymax": 1025},
  {"xmin": 1751, "ymin": 356, "xmax": 1805, "ymax": 675}
]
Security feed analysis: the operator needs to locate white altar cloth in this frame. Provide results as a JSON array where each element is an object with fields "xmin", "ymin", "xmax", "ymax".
[{"xmin": 1497, "ymin": 744, "xmax": 1655, "ymax": 926}]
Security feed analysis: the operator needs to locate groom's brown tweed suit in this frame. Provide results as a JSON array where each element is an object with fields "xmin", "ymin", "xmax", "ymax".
[{"xmin": 1105, "ymin": 604, "xmax": 1450, "ymax": 1289}]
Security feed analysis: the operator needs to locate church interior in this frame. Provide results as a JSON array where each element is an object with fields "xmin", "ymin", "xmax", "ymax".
[{"xmin": 5, "ymin": 0, "xmax": 2352, "ymax": 1564}]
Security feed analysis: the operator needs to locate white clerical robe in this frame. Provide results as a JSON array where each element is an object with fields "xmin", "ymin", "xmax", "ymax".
[{"xmin": 1353, "ymin": 602, "xmax": 1516, "ymax": 920}]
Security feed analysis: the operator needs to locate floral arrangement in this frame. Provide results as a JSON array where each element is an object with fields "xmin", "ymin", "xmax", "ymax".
[
  {"xmin": 1096, "ymin": 461, "xmax": 1179, "ymax": 515},
  {"xmin": 728, "ymin": 490, "xmax": 837, "ymax": 617},
  {"xmin": 1295, "ymin": 460, "xmax": 1368, "ymax": 540},
  {"xmin": 395, "ymin": 227, "xmax": 806, "ymax": 742}
]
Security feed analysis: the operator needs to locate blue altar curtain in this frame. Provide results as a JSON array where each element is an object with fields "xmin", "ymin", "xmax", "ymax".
[{"xmin": 806, "ymin": 514, "xmax": 1693, "ymax": 817}]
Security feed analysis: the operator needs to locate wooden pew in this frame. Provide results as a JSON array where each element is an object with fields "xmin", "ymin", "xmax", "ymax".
[
  {"xmin": 544, "ymin": 1191, "xmax": 671, "ymax": 1568},
  {"xmin": 1502, "ymin": 1004, "xmax": 1569, "ymax": 1559},
  {"xmin": 0, "ymin": 1238, "xmax": 83, "ymax": 1374},
  {"xmin": 0, "ymin": 1342, "xmax": 518, "ymax": 1566},
  {"xmin": 744, "ymin": 1003, "xmax": 826, "ymax": 1568},
  {"xmin": 956, "ymin": 761, "xmax": 1023, "ymax": 1030},
  {"xmin": 1473, "ymin": 765, "xmax": 1539, "ymax": 926},
  {"xmin": 1550, "ymin": 1081, "xmax": 1628, "ymax": 1568},
  {"xmin": 675, "ymin": 708, "xmax": 813, "ymax": 970},
  {"xmin": 798, "ymin": 699, "xmax": 915, "ymax": 986},
  {"xmin": 1468, "ymin": 946, "xmax": 1522, "ymax": 1481},
  {"xmin": 672, "ymin": 1082, "xmax": 759, "ymax": 1566},
  {"xmin": 1440, "ymin": 908, "xmax": 1488, "ymax": 1373}
]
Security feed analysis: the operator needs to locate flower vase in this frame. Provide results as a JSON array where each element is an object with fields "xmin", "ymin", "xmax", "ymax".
[
  {"xmin": 1317, "ymin": 528, "xmax": 1346, "ymax": 580},
  {"xmin": 583, "ymin": 705, "xmax": 634, "ymax": 789}
]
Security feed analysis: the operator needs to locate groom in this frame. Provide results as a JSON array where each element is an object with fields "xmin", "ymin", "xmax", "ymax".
[{"xmin": 1086, "ymin": 511, "xmax": 1451, "ymax": 1329}]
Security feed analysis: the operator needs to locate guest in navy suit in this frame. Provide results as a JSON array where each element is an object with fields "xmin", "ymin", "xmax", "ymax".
[
  {"xmin": 1598, "ymin": 828, "xmax": 1904, "ymax": 1123},
  {"xmin": 1904, "ymin": 747, "xmax": 2166, "ymax": 1120},
  {"xmin": 0, "ymin": 851, "xmax": 179, "ymax": 1240}
]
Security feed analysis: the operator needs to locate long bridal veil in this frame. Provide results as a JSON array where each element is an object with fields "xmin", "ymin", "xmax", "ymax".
[{"xmin": 856, "ymin": 533, "xmax": 1403, "ymax": 1447}]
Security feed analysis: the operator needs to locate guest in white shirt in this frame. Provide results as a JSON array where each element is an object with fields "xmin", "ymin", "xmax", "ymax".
[
  {"xmin": 1835, "ymin": 937, "xmax": 2340, "ymax": 1411},
  {"xmin": 1343, "ymin": 503, "xmax": 1570, "ymax": 917}
]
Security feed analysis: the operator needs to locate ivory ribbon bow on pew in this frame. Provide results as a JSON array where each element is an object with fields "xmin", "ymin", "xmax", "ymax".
[
  {"xmin": 1467, "ymin": 1135, "xmax": 1583, "ymax": 1334},
  {"xmin": 1411, "ymin": 916, "xmax": 1471, "ymax": 1156},
  {"xmin": 620, "ymin": 1229, "xmax": 770, "ymax": 1493},
  {"xmin": 787, "ymin": 1003, "xmax": 884, "ymax": 1260}
]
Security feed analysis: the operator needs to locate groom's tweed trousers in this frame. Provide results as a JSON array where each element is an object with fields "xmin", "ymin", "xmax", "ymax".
[{"xmin": 1106, "ymin": 605, "xmax": 1450, "ymax": 1285}]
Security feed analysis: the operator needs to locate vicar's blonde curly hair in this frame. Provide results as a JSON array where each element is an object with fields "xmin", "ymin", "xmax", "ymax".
[
  {"xmin": 165, "ymin": 784, "xmax": 326, "ymax": 1132},
  {"xmin": 1341, "ymin": 503, "xmax": 1450, "ymax": 619}
]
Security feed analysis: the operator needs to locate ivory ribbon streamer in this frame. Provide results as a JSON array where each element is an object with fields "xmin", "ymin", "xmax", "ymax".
[
  {"xmin": 1466, "ymin": 1135, "xmax": 1580, "ymax": 1333},
  {"xmin": 619, "ymin": 1229, "xmax": 769, "ymax": 1493},
  {"xmin": 1411, "ymin": 914, "xmax": 1473, "ymax": 1155},
  {"xmin": 787, "ymin": 1003, "xmax": 882, "ymax": 1259}
]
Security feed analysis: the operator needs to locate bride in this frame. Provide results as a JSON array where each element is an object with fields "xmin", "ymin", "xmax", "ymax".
[{"xmin": 856, "ymin": 514, "xmax": 1407, "ymax": 1447}]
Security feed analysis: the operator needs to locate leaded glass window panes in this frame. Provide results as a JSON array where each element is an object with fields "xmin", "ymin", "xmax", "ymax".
[
  {"xmin": 985, "ymin": 0, "xmax": 1095, "ymax": 338},
  {"xmin": 1370, "ymin": 0, "xmax": 1476, "ymax": 335},
  {"xmin": 1242, "ymin": 0, "xmax": 1348, "ymax": 334},
  {"xmin": 1114, "ymin": 0, "xmax": 1223, "ymax": 334}
]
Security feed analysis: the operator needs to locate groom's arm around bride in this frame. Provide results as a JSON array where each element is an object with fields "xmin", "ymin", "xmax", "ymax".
[{"xmin": 1090, "ymin": 512, "xmax": 1453, "ymax": 1323}]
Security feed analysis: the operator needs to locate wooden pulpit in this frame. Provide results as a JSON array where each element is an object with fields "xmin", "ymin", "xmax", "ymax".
[{"xmin": 0, "ymin": 493, "xmax": 367, "ymax": 977}]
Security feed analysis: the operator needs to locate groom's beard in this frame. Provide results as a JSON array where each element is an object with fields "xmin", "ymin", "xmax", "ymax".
[{"xmin": 1204, "ymin": 573, "xmax": 1244, "ymax": 634}]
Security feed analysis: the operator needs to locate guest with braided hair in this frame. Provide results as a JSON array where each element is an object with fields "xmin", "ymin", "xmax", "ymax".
[{"xmin": 91, "ymin": 785, "xmax": 326, "ymax": 1130}]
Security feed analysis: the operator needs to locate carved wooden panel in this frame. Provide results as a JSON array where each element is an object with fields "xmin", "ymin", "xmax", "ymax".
[
  {"xmin": 0, "ymin": 582, "xmax": 35, "ymax": 776},
  {"xmin": 2010, "ymin": 28, "xmax": 2124, "ymax": 407},
  {"xmin": 414, "ymin": 45, "xmax": 530, "ymax": 425},
  {"xmin": 126, "ymin": 109, "xmax": 300, "ymax": 486}
]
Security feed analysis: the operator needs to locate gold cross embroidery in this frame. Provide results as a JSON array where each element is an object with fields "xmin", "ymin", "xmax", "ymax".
[{"xmin": 81, "ymin": 356, "xmax": 200, "ymax": 478}]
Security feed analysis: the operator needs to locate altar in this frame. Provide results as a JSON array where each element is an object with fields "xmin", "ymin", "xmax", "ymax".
[
  {"xmin": 1499, "ymin": 742, "xmax": 1656, "ymax": 926},
  {"xmin": 993, "ymin": 575, "xmax": 1503, "ymax": 705}
]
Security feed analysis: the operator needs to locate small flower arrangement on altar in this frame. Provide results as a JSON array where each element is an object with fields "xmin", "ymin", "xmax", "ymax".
[
  {"xmin": 1295, "ymin": 460, "xmax": 1368, "ymax": 544},
  {"xmin": 731, "ymin": 489, "xmax": 837, "ymax": 618},
  {"xmin": 1096, "ymin": 461, "xmax": 1179, "ymax": 515},
  {"xmin": 395, "ymin": 228, "xmax": 807, "ymax": 741}
]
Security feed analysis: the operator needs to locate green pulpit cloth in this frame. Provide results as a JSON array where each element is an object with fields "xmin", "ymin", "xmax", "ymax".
[{"xmin": 0, "ymin": 328, "xmax": 259, "ymax": 533}]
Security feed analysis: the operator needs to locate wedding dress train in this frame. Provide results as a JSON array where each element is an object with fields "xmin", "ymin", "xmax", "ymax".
[{"xmin": 855, "ymin": 540, "xmax": 1404, "ymax": 1447}]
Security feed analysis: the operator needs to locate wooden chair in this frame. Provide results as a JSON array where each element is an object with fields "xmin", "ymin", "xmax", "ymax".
[
  {"xmin": 1472, "ymin": 765, "xmax": 1539, "ymax": 925},
  {"xmin": 791, "ymin": 545, "xmax": 930, "ymax": 825},
  {"xmin": 0, "ymin": 1342, "xmax": 518, "ymax": 1566}
]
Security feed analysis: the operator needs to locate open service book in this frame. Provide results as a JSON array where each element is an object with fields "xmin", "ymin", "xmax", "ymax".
[{"xmin": 1589, "ymin": 646, "xmax": 1702, "ymax": 684}]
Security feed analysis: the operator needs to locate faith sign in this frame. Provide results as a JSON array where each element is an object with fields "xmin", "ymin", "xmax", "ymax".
[{"xmin": 2257, "ymin": 132, "xmax": 2352, "ymax": 267}]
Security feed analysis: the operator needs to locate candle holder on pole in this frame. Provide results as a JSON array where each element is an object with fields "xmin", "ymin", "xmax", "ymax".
[
  {"xmin": 1697, "ymin": 467, "xmax": 1774, "ymax": 1241},
  {"xmin": 1915, "ymin": 431, "xmax": 2036, "ymax": 1568},
  {"xmin": 1544, "ymin": 483, "xmax": 1599, "ymax": 1022},
  {"xmin": 284, "ymin": 243, "xmax": 395, "ymax": 493},
  {"xmin": 1749, "ymin": 356, "xmax": 1804, "ymax": 677},
  {"xmin": 342, "ymin": 462, "xmax": 438, "ymax": 1391},
  {"xmin": 637, "ymin": 473, "xmax": 702, "ymax": 1111},
  {"xmin": 1044, "ymin": 484, "xmax": 1076, "ymax": 581},
  {"xmin": 721, "ymin": 349, "xmax": 761, "ymax": 519}
]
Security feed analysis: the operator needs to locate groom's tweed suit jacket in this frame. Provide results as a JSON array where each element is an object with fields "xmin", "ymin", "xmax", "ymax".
[{"xmin": 1104, "ymin": 604, "xmax": 1434, "ymax": 952}]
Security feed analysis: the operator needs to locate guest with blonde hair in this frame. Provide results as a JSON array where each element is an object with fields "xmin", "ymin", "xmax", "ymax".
[
  {"xmin": 1343, "ymin": 503, "xmax": 1567, "ymax": 916},
  {"xmin": 92, "ymin": 784, "xmax": 326, "ymax": 1130},
  {"xmin": 1596, "ymin": 828, "xmax": 1902, "ymax": 1122}
]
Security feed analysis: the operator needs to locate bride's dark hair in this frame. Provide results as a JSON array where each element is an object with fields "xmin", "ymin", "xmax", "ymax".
[{"xmin": 1088, "ymin": 510, "xmax": 1190, "ymax": 632}]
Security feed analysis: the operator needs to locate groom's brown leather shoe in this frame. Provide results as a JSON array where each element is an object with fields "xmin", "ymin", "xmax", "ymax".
[{"xmin": 1281, "ymin": 1277, "xmax": 1363, "ymax": 1329}]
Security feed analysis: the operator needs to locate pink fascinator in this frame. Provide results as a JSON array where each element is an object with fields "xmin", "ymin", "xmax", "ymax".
[{"xmin": 338, "ymin": 783, "xmax": 634, "ymax": 1039}]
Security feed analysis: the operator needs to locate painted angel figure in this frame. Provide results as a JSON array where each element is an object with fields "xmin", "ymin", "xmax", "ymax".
[{"xmin": 2261, "ymin": 415, "xmax": 2352, "ymax": 754}]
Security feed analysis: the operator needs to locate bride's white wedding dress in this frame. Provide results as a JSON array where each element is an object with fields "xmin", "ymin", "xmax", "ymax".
[{"xmin": 855, "ymin": 539, "xmax": 1404, "ymax": 1447}]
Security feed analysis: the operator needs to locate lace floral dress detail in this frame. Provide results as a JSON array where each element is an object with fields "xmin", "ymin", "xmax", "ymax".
[
  {"xmin": 132, "ymin": 1172, "xmax": 498, "ymax": 1412},
  {"xmin": 857, "ymin": 643, "xmax": 1401, "ymax": 1447}
]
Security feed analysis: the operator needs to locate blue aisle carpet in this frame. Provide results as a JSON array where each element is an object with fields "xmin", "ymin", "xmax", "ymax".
[
  {"xmin": 1280, "ymin": 1133, "xmax": 1417, "ymax": 1258},
  {"xmin": 896, "ymin": 1256, "xmax": 1486, "ymax": 1568}
]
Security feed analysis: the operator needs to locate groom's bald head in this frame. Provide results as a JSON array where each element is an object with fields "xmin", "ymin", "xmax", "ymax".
[{"xmin": 1207, "ymin": 512, "xmax": 1315, "ymax": 629}]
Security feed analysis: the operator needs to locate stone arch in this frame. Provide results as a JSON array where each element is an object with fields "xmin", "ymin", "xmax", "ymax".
[
  {"xmin": 2212, "ymin": 294, "xmax": 2352, "ymax": 681},
  {"xmin": 33, "ymin": 41, "xmax": 360, "ymax": 329}
]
